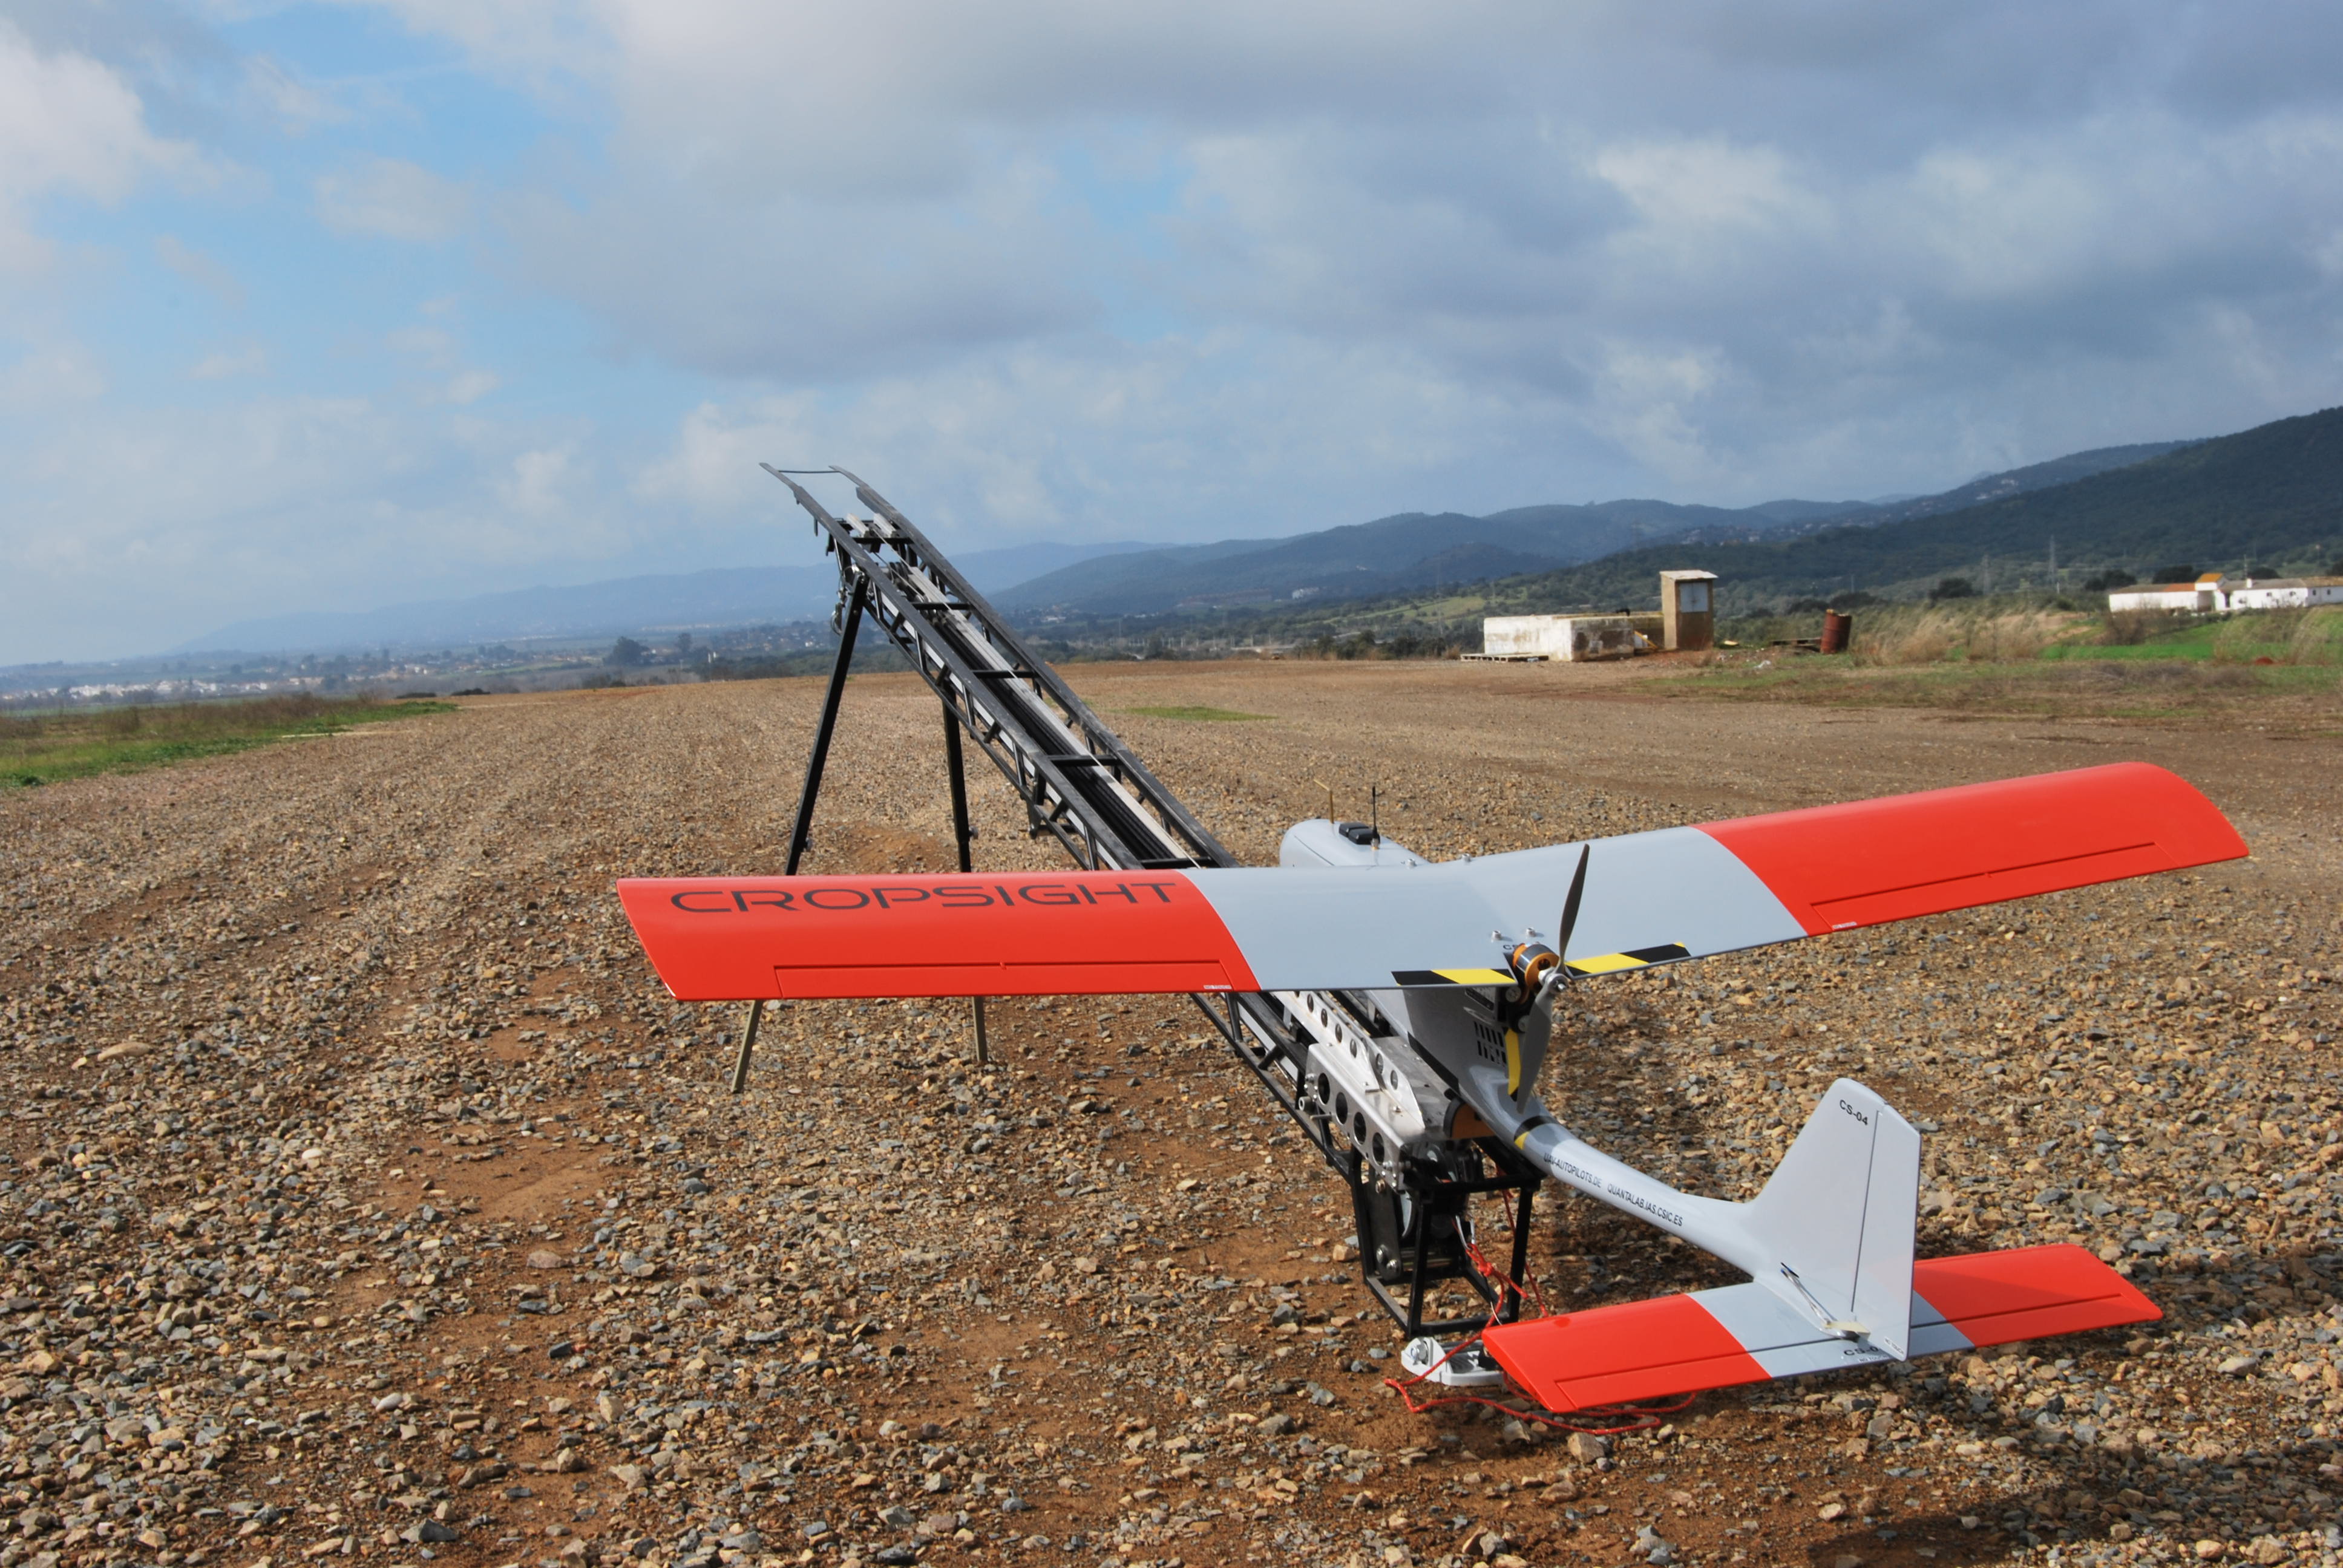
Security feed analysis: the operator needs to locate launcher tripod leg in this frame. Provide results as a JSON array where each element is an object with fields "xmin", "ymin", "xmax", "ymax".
[
  {"xmin": 785, "ymin": 580, "xmax": 867, "ymax": 877},
  {"xmin": 730, "ymin": 581, "xmax": 867, "ymax": 1094},
  {"xmin": 943, "ymin": 706, "xmax": 990, "ymax": 1065}
]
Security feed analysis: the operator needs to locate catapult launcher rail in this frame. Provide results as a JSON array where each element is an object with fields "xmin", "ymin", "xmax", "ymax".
[{"xmin": 752, "ymin": 466, "xmax": 1533, "ymax": 1335}]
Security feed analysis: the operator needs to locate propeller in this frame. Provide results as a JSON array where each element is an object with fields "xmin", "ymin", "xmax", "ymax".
[
  {"xmin": 1527, "ymin": 843, "xmax": 1591, "ymax": 1018},
  {"xmin": 1555, "ymin": 842, "xmax": 1590, "ymax": 973}
]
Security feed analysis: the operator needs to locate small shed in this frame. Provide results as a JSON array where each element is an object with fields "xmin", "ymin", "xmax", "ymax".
[
  {"xmin": 1476, "ymin": 613, "xmax": 1658, "ymax": 662},
  {"xmin": 1659, "ymin": 570, "xmax": 1717, "ymax": 652}
]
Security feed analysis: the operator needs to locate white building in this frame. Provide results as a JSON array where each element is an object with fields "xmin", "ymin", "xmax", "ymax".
[
  {"xmin": 2106, "ymin": 573, "xmax": 2343, "ymax": 613},
  {"xmin": 2218, "ymin": 577, "xmax": 2343, "ymax": 611},
  {"xmin": 2108, "ymin": 574, "xmax": 2224, "ymax": 613}
]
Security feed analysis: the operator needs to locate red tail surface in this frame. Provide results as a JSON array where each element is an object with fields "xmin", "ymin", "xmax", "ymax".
[{"xmin": 1482, "ymin": 1246, "xmax": 2158, "ymax": 1413}]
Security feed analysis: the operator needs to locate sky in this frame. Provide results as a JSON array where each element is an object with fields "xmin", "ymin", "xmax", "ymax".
[{"xmin": 7, "ymin": 1, "xmax": 2343, "ymax": 663}]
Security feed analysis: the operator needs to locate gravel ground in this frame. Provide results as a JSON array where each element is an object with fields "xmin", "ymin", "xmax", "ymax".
[{"xmin": 1, "ymin": 658, "xmax": 2338, "ymax": 1568}]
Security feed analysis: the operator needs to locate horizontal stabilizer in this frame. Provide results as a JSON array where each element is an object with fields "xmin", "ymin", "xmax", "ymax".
[{"xmin": 1481, "ymin": 1246, "xmax": 2157, "ymax": 1413}]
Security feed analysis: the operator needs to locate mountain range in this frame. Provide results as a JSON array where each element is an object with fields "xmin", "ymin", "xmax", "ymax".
[
  {"xmin": 1446, "ymin": 405, "xmax": 2343, "ymax": 618},
  {"xmin": 988, "ymin": 442, "xmax": 2191, "ymax": 617},
  {"xmin": 171, "ymin": 411, "xmax": 2333, "ymax": 658},
  {"xmin": 175, "ymin": 540, "xmax": 1160, "ymax": 656}
]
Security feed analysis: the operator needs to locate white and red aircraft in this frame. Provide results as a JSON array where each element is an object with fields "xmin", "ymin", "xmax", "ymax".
[{"xmin": 619, "ymin": 761, "xmax": 2245, "ymax": 1413}]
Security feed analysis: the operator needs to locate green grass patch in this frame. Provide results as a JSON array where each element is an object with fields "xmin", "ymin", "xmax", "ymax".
[
  {"xmin": 1, "ymin": 694, "xmax": 453, "ymax": 788},
  {"xmin": 1654, "ymin": 652, "xmax": 2340, "ymax": 722},
  {"xmin": 1122, "ymin": 705, "xmax": 1273, "ymax": 722}
]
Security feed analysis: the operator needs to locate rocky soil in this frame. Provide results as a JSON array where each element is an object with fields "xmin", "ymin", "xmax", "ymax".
[{"xmin": 0, "ymin": 658, "xmax": 2338, "ymax": 1568}]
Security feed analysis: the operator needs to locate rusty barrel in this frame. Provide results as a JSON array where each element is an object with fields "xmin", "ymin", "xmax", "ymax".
[{"xmin": 1820, "ymin": 610, "xmax": 1853, "ymax": 654}]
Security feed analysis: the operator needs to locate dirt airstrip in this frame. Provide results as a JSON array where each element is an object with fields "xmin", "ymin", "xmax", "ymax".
[{"xmin": 1, "ymin": 657, "xmax": 2339, "ymax": 1568}]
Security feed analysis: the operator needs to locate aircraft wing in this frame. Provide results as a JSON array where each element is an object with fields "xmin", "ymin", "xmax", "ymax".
[{"xmin": 618, "ymin": 762, "xmax": 2246, "ymax": 1001}]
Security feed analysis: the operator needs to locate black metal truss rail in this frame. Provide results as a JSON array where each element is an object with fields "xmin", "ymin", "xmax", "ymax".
[
  {"xmin": 762, "ymin": 466, "xmax": 1536, "ymax": 1336},
  {"xmin": 764, "ymin": 465, "xmax": 1364, "ymax": 1164},
  {"xmin": 767, "ymin": 464, "xmax": 1228, "ymax": 874}
]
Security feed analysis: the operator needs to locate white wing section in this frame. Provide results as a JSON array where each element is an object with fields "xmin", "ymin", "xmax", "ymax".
[
  {"xmin": 1424, "ymin": 829, "xmax": 1808, "ymax": 962},
  {"xmin": 1188, "ymin": 826, "xmax": 1804, "ymax": 991},
  {"xmin": 1182, "ymin": 866, "xmax": 1509, "ymax": 986}
]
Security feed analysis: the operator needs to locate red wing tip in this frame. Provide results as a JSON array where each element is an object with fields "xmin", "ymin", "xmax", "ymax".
[{"xmin": 1916, "ymin": 1244, "xmax": 2161, "ymax": 1344}]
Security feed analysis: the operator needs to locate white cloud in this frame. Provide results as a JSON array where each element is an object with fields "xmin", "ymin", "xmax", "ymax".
[
  {"xmin": 18, "ymin": 0, "xmax": 2343, "ymax": 664},
  {"xmin": 0, "ymin": 21, "xmax": 202, "ymax": 272},
  {"xmin": 0, "ymin": 341, "xmax": 106, "ymax": 411},
  {"xmin": 315, "ymin": 156, "xmax": 470, "ymax": 242},
  {"xmin": 406, "ymin": 0, "xmax": 2343, "ymax": 503},
  {"xmin": 499, "ymin": 444, "xmax": 579, "ymax": 515},
  {"xmin": 632, "ymin": 397, "xmax": 815, "ymax": 511},
  {"xmin": 1592, "ymin": 139, "xmax": 1829, "ymax": 240},
  {"xmin": 156, "ymin": 234, "xmax": 245, "ymax": 309},
  {"xmin": 382, "ymin": 318, "xmax": 499, "ymax": 404},
  {"xmin": 0, "ymin": 386, "xmax": 642, "ymax": 661},
  {"xmin": 1587, "ymin": 343, "xmax": 1731, "ymax": 486},
  {"xmin": 442, "ymin": 368, "xmax": 500, "ymax": 405},
  {"xmin": 241, "ymin": 53, "xmax": 342, "ymax": 131},
  {"xmin": 627, "ymin": 331, "xmax": 1576, "ymax": 555},
  {"xmin": 189, "ymin": 342, "xmax": 268, "ymax": 379}
]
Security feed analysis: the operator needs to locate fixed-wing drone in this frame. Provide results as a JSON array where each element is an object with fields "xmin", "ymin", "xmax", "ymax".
[
  {"xmin": 613, "ymin": 465, "xmax": 2250, "ymax": 1414},
  {"xmin": 620, "ymin": 755, "xmax": 2246, "ymax": 1412}
]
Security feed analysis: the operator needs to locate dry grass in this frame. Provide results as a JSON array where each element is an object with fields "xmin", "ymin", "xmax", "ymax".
[
  {"xmin": 1962, "ymin": 607, "xmax": 2066, "ymax": 662},
  {"xmin": 2102, "ymin": 608, "xmax": 2185, "ymax": 646},
  {"xmin": 1861, "ymin": 606, "xmax": 1961, "ymax": 664},
  {"xmin": 1844, "ymin": 603, "xmax": 2080, "ymax": 665}
]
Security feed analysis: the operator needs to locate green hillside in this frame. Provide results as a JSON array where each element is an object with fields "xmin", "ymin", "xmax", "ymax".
[
  {"xmin": 1041, "ymin": 405, "xmax": 2343, "ymax": 656},
  {"xmin": 991, "ymin": 436, "xmax": 2187, "ymax": 618},
  {"xmin": 1491, "ymin": 404, "xmax": 2343, "ymax": 615}
]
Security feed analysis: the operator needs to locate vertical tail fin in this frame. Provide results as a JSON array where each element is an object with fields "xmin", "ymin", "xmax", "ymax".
[{"xmin": 1743, "ymin": 1078, "xmax": 1920, "ymax": 1358}]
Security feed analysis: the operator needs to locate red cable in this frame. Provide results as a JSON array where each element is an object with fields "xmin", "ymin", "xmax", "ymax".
[
  {"xmin": 1381, "ymin": 1326, "xmax": 1684, "ymax": 1434},
  {"xmin": 1460, "ymin": 1228, "xmax": 1549, "ymax": 1321}
]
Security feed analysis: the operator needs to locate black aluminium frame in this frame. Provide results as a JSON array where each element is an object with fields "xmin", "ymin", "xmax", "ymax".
[{"xmin": 746, "ymin": 466, "xmax": 1538, "ymax": 1337}]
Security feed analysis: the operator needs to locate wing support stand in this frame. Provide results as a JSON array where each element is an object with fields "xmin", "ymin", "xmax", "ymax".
[{"xmin": 730, "ymin": 999, "xmax": 764, "ymax": 1096}]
